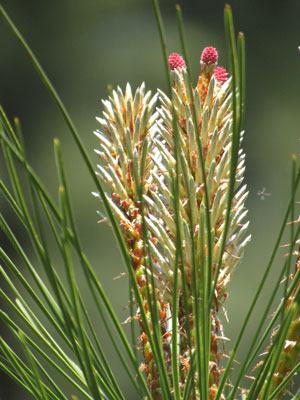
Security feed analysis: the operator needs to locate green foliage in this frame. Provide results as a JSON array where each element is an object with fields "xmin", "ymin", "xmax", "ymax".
[{"xmin": 0, "ymin": 2, "xmax": 300, "ymax": 399}]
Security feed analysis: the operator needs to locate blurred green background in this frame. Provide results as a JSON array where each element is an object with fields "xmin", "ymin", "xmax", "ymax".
[{"xmin": 1, "ymin": 0, "xmax": 300, "ymax": 398}]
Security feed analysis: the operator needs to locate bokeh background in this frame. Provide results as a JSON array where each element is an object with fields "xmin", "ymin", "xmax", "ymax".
[{"xmin": 1, "ymin": 0, "xmax": 300, "ymax": 398}]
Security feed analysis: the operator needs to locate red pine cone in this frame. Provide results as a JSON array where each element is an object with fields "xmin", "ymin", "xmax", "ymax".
[
  {"xmin": 168, "ymin": 53, "xmax": 186, "ymax": 70},
  {"xmin": 201, "ymin": 46, "xmax": 218, "ymax": 65},
  {"xmin": 214, "ymin": 66, "xmax": 228, "ymax": 83}
]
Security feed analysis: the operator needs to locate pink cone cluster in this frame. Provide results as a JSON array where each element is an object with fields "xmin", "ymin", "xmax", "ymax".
[{"xmin": 169, "ymin": 47, "xmax": 228, "ymax": 86}]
